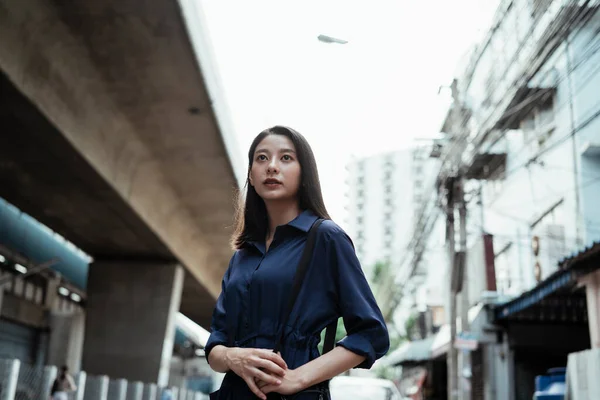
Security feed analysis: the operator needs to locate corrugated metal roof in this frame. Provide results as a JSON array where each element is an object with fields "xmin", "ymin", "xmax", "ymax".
[{"xmin": 558, "ymin": 241, "xmax": 600, "ymax": 270}]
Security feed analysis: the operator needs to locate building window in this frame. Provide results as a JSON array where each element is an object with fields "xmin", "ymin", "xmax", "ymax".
[{"xmin": 520, "ymin": 94, "xmax": 555, "ymax": 155}]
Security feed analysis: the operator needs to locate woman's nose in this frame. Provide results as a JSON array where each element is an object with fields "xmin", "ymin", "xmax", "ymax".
[{"xmin": 267, "ymin": 160, "xmax": 279, "ymax": 173}]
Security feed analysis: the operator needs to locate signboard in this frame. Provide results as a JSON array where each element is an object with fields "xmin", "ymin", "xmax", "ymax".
[{"xmin": 454, "ymin": 331, "xmax": 478, "ymax": 351}]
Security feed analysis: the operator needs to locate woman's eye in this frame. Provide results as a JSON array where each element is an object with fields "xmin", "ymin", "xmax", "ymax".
[
  {"xmin": 256, "ymin": 154, "xmax": 267, "ymax": 161},
  {"xmin": 282, "ymin": 155, "xmax": 292, "ymax": 161}
]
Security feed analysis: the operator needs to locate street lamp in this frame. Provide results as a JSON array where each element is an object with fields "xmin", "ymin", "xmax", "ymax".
[{"xmin": 317, "ymin": 34, "xmax": 348, "ymax": 45}]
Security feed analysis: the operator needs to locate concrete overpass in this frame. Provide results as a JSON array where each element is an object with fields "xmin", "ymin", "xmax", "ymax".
[{"xmin": 0, "ymin": 0, "xmax": 241, "ymax": 385}]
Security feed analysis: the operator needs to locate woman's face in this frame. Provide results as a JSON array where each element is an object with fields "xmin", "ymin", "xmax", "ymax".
[{"xmin": 250, "ymin": 134, "xmax": 301, "ymax": 203}]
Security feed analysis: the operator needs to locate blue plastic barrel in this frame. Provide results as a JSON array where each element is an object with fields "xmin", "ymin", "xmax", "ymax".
[{"xmin": 533, "ymin": 367, "xmax": 566, "ymax": 400}]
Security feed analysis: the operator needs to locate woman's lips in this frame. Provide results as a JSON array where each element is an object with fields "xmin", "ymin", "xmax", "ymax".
[{"xmin": 263, "ymin": 179, "xmax": 282, "ymax": 188}]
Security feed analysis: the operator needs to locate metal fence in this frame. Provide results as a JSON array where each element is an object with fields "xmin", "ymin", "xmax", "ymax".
[{"xmin": 0, "ymin": 358, "xmax": 208, "ymax": 400}]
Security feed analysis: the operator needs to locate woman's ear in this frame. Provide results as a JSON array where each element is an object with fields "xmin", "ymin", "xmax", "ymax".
[{"xmin": 248, "ymin": 174, "xmax": 254, "ymax": 187}]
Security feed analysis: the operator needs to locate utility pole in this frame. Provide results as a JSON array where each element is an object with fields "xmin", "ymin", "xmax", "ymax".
[
  {"xmin": 458, "ymin": 180, "xmax": 470, "ymax": 400},
  {"xmin": 445, "ymin": 177, "xmax": 459, "ymax": 400}
]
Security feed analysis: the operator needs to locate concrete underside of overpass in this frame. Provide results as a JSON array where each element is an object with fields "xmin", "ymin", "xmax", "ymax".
[{"xmin": 0, "ymin": 0, "xmax": 238, "ymax": 329}]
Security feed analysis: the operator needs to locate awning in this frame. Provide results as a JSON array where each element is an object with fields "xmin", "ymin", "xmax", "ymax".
[
  {"xmin": 382, "ymin": 335, "xmax": 435, "ymax": 366},
  {"xmin": 495, "ymin": 242, "xmax": 600, "ymax": 322}
]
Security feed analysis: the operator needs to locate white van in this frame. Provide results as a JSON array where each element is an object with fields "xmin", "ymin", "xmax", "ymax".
[{"xmin": 329, "ymin": 376, "xmax": 406, "ymax": 400}]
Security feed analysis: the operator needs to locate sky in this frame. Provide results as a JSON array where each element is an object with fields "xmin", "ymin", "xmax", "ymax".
[{"xmin": 198, "ymin": 0, "xmax": 499, "ymax": 223}]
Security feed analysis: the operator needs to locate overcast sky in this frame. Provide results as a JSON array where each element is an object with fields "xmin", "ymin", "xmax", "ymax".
[{"xmin": 198, "ymin": 0, "xmax": 499, "ymax": 223}]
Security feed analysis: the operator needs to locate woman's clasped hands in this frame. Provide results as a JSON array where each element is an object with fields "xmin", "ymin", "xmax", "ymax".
[{"xmin": 225, "ymin": 348, "xmax": 302, "ymax": 399}]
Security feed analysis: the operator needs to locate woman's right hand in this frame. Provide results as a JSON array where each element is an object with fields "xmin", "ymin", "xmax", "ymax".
[{"xmin": 224, "ymin": 347, "xmax": 288, "ymax": 399}]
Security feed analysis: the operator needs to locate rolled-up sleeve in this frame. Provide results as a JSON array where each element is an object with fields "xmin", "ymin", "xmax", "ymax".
[
  {"xmin": 326, "ymin": 227, "xmax": 390, "ymax": 369},
  {"xmin": 204, "ymin": 257, "xmax": 233, "ymax": 363}
]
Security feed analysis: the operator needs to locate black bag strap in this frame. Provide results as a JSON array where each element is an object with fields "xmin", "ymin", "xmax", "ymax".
[{"xmin": 274, "ymin": 219, "xmax": 336, "ymax": 355}]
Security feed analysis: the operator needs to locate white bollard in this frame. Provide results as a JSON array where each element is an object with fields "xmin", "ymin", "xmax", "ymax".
[
  {"xmin": 41, "ymin": 365, "xmax": 58, "ymax": 400},
  {"xmin": 142, "ymin": 383, "xmax": 158, "ymax": 400},
  {"xmin": 108, "ymin": 379, "xmax": 128, "ymax": 400},
  {"xmin": 74, "ymin": 371, "xmax": 87, "ymax": 400},
  {"xmin": 0, "ymin": 359, "xmax": 20, "ymax": 400},
  {"xmin": 83, "ymin": 375, "xmax": 109, "ymax": 400},
  {"xmin": 126, "ymin": 381, "xmax": 144, "ymax": 400}
]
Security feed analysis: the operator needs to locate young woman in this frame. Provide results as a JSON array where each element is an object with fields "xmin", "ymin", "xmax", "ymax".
[{"xmin": 206, "ymin": 126, "xmax": 389, "ymax": 399}]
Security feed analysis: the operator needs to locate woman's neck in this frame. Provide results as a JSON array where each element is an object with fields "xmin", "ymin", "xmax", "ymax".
[{"xmin": 265, "ymin": 200, "xmax": 301, "ymax": 241}]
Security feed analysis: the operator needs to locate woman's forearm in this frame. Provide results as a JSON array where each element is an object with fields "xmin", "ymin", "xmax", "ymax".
[
  {"xmin": 207, "ymin": 345, "xmax": 231, "ymax": 373},
  {"xmin": 295, "ymin": 347, "xmax": 366, "ymax": 389}
]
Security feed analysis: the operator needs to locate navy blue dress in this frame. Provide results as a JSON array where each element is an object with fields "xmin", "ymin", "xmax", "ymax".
[{"xmin": 205, "ymin": 210, "xmax": 389, "ymax": 399}]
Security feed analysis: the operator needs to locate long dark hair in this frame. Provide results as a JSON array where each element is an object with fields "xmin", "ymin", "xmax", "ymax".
[{"xmin": 232, "ymin": 126, "xmax": 330, "ymax": 249}]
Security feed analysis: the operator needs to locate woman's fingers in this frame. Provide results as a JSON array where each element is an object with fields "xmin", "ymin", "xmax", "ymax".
[
  {"xmin": 255, "ymin": 379, "xmax": 267, "ymax": 389},
  {"xmin": 244, "ymin": 376, "xmax": 267, "ymax": 400},
  {"xmin": 254, "ymin": 357, "xmax": 286, "ymax": 377},
  {"xmin": 255, "ymin": 349, "xmax": 288, "ymax": 369},
  {"xmin": 252, "ymin": 368, "xmax": 282, "ymax": 386},
  {"xmin": 260, "ymin": 384, "xmax": 277, "ymax": 395}
]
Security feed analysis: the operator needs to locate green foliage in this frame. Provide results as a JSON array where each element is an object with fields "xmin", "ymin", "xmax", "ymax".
[
  {"xmin": 317, "ymin": 318, "xmax": 347, "ymax": 354},
  {"xmin": 404, "ymin": 313, "xmax": 418, "ymax": 339},
  {"xmin": 371, "ymin": 261, "xmax": 389, "ymax": 284}
]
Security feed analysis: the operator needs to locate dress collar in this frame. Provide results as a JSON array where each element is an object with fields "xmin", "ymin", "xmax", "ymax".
[{"xmin": 247, "ymin": 210, "xmax": 319, "ymax": 252}]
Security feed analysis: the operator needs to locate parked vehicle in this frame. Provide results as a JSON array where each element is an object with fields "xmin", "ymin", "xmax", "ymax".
[{"xmin": 330, "ymin": 376, "xmax": 406, "ymax": 400}]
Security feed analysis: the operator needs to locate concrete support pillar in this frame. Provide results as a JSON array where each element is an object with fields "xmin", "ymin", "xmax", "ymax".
[
  {"xmin": 580, "ymin": 270, "xmax": 600, "ymax": 348},
  {"xmin": 48, "ymin": 310, "xmax": 86, "ymax": 373},
  {"xmin": 82, "ymin": 261, "xmax": 184, "ymax": 386}
]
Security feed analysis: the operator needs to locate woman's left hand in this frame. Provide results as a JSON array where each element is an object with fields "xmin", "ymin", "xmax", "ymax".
[{"xmin": 257, "ymin": 369, "xmax": 305, "ymax": 395}]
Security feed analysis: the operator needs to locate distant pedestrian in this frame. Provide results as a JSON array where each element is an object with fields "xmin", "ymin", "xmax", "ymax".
[{"xmin": 50, "ymin": 366, "xmax": 77, "ymax": 400}]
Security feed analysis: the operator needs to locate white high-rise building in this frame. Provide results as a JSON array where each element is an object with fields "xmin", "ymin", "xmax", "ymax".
[{"xmin": 344, "ymin": 147, "xmax": 435, "ymax": 281}]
